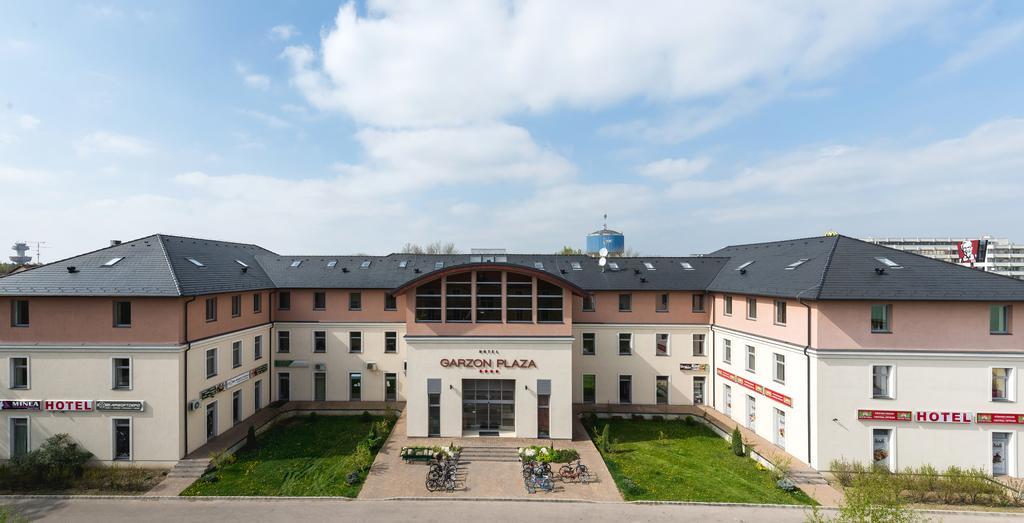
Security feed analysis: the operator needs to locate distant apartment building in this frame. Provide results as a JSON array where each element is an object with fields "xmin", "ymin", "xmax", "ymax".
[{"xmin": 864, "ymin": 237, "xmax": 1024, "ymax": 280}]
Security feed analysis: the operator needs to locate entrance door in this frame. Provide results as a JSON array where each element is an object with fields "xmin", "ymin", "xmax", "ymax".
[
  {"xmin": 349, "ymin": 372, "xmax": 362, "ymax": 401},
  {"xmin": 206, "ymin": 402, "xmax": 217, "ymax": 441},
  {"xmin": 993, "ymin": 433, "xmax": 1010, "ymax": 476},
  {"xmin": 774, "ymin": 408, "xmax": 786, "ymax": 448},
  {"xmin": 278, "ymin": 372, "xmax": 290, "ymax": 401},
  {"xmin": 745, "ymin": 395, "xmax": 756, "ymax": 429},
  {"xmin": 655, "ymin": 376, "xmax": 669, "ymax": 405},
  {"xmin": 384, "ymin": 373, "xmax": 397, "ymax": 402},
  {"xmin": 314, "ymin": 372, "xmax": 326, "ymax": 401},
  {"xmin": 537, "ymin": 379, "xmax": 551, "ymax": 439},
  {"xmin": 693, "ymin": 377, "xmax": 705, "ymax": 405},
  {"xmin": 723, "ymin": 384, "xmax": 732, "ymax": 416},
  {"xmin": 462, "ymin": 379, "xmax": 515, "ymax": 435},
  {"xmin": 873, "ymin": 428, "xmax": 893, "ymax": 471}
]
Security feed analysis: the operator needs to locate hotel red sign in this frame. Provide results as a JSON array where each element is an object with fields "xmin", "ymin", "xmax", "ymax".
[
  {"xmin": 858, "ymin": 410, "xmax": 912, "ymax": 421},
  {"xmin": 717, "ymin": 368, "xmax": 792, "ymax": 407},
  {"xmin": 915, "ymin": 411, "xmax": 973, "ymax": 424},
  {"xmin": 977, "ymin": 413, "xmax": 1024, "ymax": 425},
  {"xmin": 44, "ymin": 400, "xmax": 93, "ymax": 412}
]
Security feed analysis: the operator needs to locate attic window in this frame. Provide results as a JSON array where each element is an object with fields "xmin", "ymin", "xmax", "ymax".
[
  {"xmin": 235, "ymin": 259, "xmax": 249, "ymax": 268},
  {"xmin": 785, "ymin": 258, "xmax": 809, "ymax": 270},
  {"xmin": 102, "ymin": 257, "xmax": 125, "ymax": 267},
  {"xmin": 608, "ymin": 262, "xmax": 620, "ymax": 270},
  {"xmin": 434, "ymin": 261, "xmax": 444, "ymax": 269},
  {"xmin": 735, "ymin": 261, "xmax": 755, "ymax": 271},
  {"xmin": 874, "ymin": 257, "xmax": 903, "ymax": 269},
  {"xmin": 399, "ymin": 260, "xmax": 409, "ymax": 268},
  {"xmin": 360, "ymin": 260, "xmax": 371, "ymax": 269},
  {"xmin": 534, "ymin": 262, "xmax": 544, "ymax": 270},
  {"xmin": 680, "ymin": 262, "xmax": 694, "ymax": 270},
  {"xmin": 643, "ymin": 262, "xmax": 655, "ymax": 271},
  {"xmin": 570, "ymin": 261, "xmax": 582, "ymax": 271},
  {"xmin": 186, "ymin": 258, "xmax": 204, "ymax": 267},
  {"xmin": 290, "ymin": 260, "xmax": 302, "ymax": 268},
  {"xmin": 327, "ymin": 260, "xmax": 338, "ymax": 268}
]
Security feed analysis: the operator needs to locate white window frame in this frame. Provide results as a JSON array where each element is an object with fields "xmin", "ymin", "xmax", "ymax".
[
  {"xmin": 111, "ymin": 356, "xmax": 132, "ymax": 390},
  {"xmin": 10, "ymin": 417, "xmax": 30, "ymax": 458},
  {"xmin": 773, "ymin": 353, "xmax": 785, "ymax": 385},
  {"xmin": 582, "ymin": 373, "xmax": 596, "ymax": 404},
  {"xmin": 723, "ymin": 339, "xmax": 732, "ymax": 364},
  {"xmin": 232, "ymin": 340, "xmax": 242, "ymax": 368},
  {"xmin": 254, "ymin": 379, "xmax": 263, "ymax": 410},
  {"xmin": 9, "ymin": 356, "xmax": 30, "ymax": 390},
  {"xmin": 656, "ymin": 333, "xmax": 671, "ymax": 357},
  {"xmin": 349, "ymin": 331, "xmax": 362, "ymax": 353},
  {"xmin": 581, "ymin": 332, "xmax": 596, "ymax": 356},
  {"xmin": 724, "ymin": 295, "xmax": 733, "ymax": 316},
  {"xmin": 206, "ymin": 348, "xmax": 218, "ymax": 379},
  {"xmin": 991, "ymin": 366, "xmax": 1015, "ymax": 402},
  {"xmin": 278, "ymin": 372, "xmax": 290, "ymax": 401},
  {"xmin": 871, "ymin": 428, "xmax": 895, "ymax": 472},
  {"xmin": 746, "ymin": 298, "xmax": 757, "ymax": 320},
  {"xmin": 112, "ymin": 417, "xmax": 132, "ymax": 462},
  {"xmin": 691, "ymin": 333, "xmax": 705, "ymax": 357},
  {"xmin": 618, "ymin": 332, "xmax": 633, "ymax": 355},
  {"xmin": 774, "ymin": 300, "xmax": 787, "ymax": 325},
  {"xmin": 349, "ymin": 372, "xmax": 362, "ymax": 401},
  {"xmin": 384, "ymin": 331, "xmax": 398, "ymax": 354},
  {"xmin": 232, "ymin": 389, "xmax": 242, "ymax": 425},
  {"xmin": 254, "ymin": 335, "xmax": 263, "ymax": 360},
  {"xmin": 313, "ymin": 330, "xmax": 327, "ymax": 353},
  {"xmin": 745, "ymin": 345, "xmax": 756, "ymax": 372},
  {"xmin": 655, "ymin": 375, "xmax": 670, "ymax": 405},
  {"xmin": 871, "ymin": 364, "xmax": 895, "ymax": 400}
]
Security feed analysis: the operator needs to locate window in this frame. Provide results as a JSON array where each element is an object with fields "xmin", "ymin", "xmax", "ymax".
[
  {"xmin": 746, "ymin": 298, "xmax": 757, "ymax": 320},
  {"xmin": 232, "ymin": 390, "xmax": 241, "ymax": 425},
  {"xmin": 680, "ymin": 262, "xmax": 694, "ymax": 270},
  {"xmin": 582, "ymin": 374, "xmax": 596, "ymax": 403},
  {"xmin": 506, "ymin": 273, "xmax": 533, "ymax": 322},
  {"xmin": 692, "ymin": 334, "xmax": 705, "ymax": 356},
  {"xmin": 773, "ymin": 353, "xmax": 785, "ymax": 384},
  {"xmin": 608, "ymin": 262, "xmax": 619, "ymax": 270},
  {"xmin": 385, "ymin": 332, "xmax": 397, "ymax": 353},
  {"xmin": 314, "ymin": 372, "xmax": 326, "ymax": 401},
  {"xmin": 537, "ymin": 280, "xmax": 563, "ymax": 323},
  {"xmin": 582, "ymin": 295, "xmax": 595, "ymax": 312},
  {"xmin": 991, "ymin": 305, "xmax": 1012, "ymax": 334},
  {"xmin": 746, "ymin": 395, "xmax": 756, "ymax": 429},
  {"xmin": 570, "ymin": 261, "xmax": 582, "ymax": 271},
  {"xmin": 231, "ymin": 295, "xmax": 241, "ymax": 317},
  {"xmin": 112, "ymin": 358, "xmax": 131, "ymax": 389},
  {"xmin": 9, "ymin": 357, "xmax": 29, "ymax": 389},
  {"xmin": 723, "ymin": 339, "xmax": 732, "ymax": 364},
  {"xmin": 582, "ymin": 333, "xmax": 596, "ymax": 356},
  {"xmin": 874, "ymin": 257, "xmax": 902, "ymax": 269},
  {"xmin": 618, "ymin": 375, "xmax": 632, "ymax": 404},
  {"xmin": 11, "ymin": 300, "xmax": 29, "ymax": 327},
  {"xmin": 113, "ymin": 418, "xmax": 131, "ymax": 461},
  {"xmin": 290, "ymin": 260, "xmax": 302, "ymax": 268},
  {"xmin": 736, "ymin": 260, "xmax": 755, "ymax": 271},
  {"xmin": 313, "ymin": 331, "xmax": 326, "ymax": 353},
  {"xmin": 327, "ymin": 260, "xmax": 338, "ymax": 268},
  {"xmin": 385, "ymin": 294, "xmax": 397, "ymax": 311},
  {"xmin": 415, "ymin": 280, "xmax": 442, "ymax": 322},
  {"xmin": 278, "ymin": 373, "xmax": 290, "ymax": 401},
  {"xmin": 205, "ymin": 348, "xmax": 218, "ymax": 378},
  {"xmin": 643, "ymin": 262, "xmax": 655, "ymax": 271},
  {"xmin": 618, "ymin": 293, "xmax": 632, "ymax": 312},
  {"xmin": 657, "ymin": 293, "xmax": 669, "ymax": 312},
  {"xmin": 235, "ymin": 259, "xmax": 248, "ymax": 268},
  {"xmin": 618, "ymin": 333, "xmax": 633, "ymax": 355},
  {"xmin": 187, "ymin": 257, "xmax": 204, "ymax": 267},
  {"xmin": 871, "ymin": 304, "xmax": 892, "ymax": 333},
  {"xmin": 533, "ymin": 262, "xmax": 544, "ymax": 270},
  {"xmin": 314, "ymin": 291, "xmax": 327, "ymax": 310},
  {"xmin": 205, "ymin": 297, "xmax": 217, "ymax": 322},
  {"xmin": 774, "ymin": 300, "xmax": 787, "ymax": 325},
  {"xmin": 693, "ymin": 377, "xmax": 706, "ymax": 405},
  {"xmin": 445, "ymin": 272, "xmax": 472, "ymax": 322},
  {"xmin": 254, "ymin": 380, "xmax": 263, "ymax": 410},
  {"xmin": 253, "ymin": 293, "xmax": 262, "ymax": 313},
  {"xmin": 434, "ymin": 261, "xmax": 444, "ymax": 269},
  {"xmin": 113, "ymin": 301, "xmax": 132, "ymax": 327},
  {"xmin": 360, "ymin": 260, "xmax": 371, "ymax": 269},
  {"xmin": 10, "ymin": 418, "xmax": 28, "ymax": 458},
  {"xmin": 993, "ymin": 368, "xmax": 1013, "ymax": 401},
  {"xmin": 872, "ymin": 365, "xmax": 893, "ymax": 399},
  {"xmin": 349, "ymin": 332, "xmax": 362, "ymax": 353},
  {"xmin": 102, "ymin": 257, "xmax": 125, "ymax": 267},
  {"xmin": 785, "ymin": 259, "xmax": 809, "ymax": 270},
  {"xmin": 230, "ymin": 341, "xmax": 241, "ymax": 369},
  {"xmin": 278, "ymin": 291, "xmax": 291, "ymax": 311},
  {"xmin": 348, "ymin": 292, "xmax": 361, "ymax": 311},
  {"xmin": 873, "ymin": 428, "xmax": 893, "ymax": 471},
  {"xmin": 277, "ymin": 331, "xmax": 290, "ymax": 353},
  {"xmin": 692, "ymin": 294, "xmax": 705, "ymax": 313},
  {"xmin": 399, "ymin": 260, "xmax": 408, "ymax": 268},
  {"xmin": 724, "ymin": 295, "xmax": 733, "ymax": 316},
  {"xmin": 745, "ymin": 345, "xmax": 756, "ymax": 372},
  {"xmin": 656, "ymin": 333, "xmax": 670, "ymax": 356},
  {"xmin": 349, "ymin": 372, "xmax": 362, "ymax": 401},
  {"xmin": 254, "ymin": 335, "xmax": 263, "ymax": 360},
  {"xmin": 656, "ymin": 376, "xmax": 669, "ymax": 405},
  {"xmin": 476, "ymin": 271, "xmax": 502, "ymax": 322}
]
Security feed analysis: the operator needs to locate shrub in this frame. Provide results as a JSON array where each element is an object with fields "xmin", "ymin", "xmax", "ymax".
[
  {"xmin": 79, "ymin": 466, "xmax": 152, "ymax": 492},
  {"xmin": 657, "ymin": 430, "xmax": 668, "ymax": 441},
  {"xmin": 517, "ymin": 446, "xmax": 578, "ymax": 463},
  {"xmin": 683, "ymin": 415, "xmax": 696, "ymax": 426},
  {"xmin": 6, "ymin": 433, "xmax": 93, "ymax": 489},
  {"xmin": 383, "ymin": 405, "xmax": 399, "ymax": 425},
  {"xmin": 360, "ymin": 410, "xmax": 373, "ymax": 423},
  {"xmin": 770, "ymin": 454, "xmax": 792, "ymax": 482},
  {"xmin": 309, "ymin": 412, "xmax": 318, "ymax": 422},
  {"xmin": 621, "ymin": 476, "xmax": 644, "ymax": 496},
  {"xmin": 245, "ymin": 426, "xmax": 258, "ymax": 450},
  {"xmin": 209, "ymin": 449, "xmax": 236, "ymax": 470},
  {"xmin": 730, "ymin": 427, "xmax": 744, "ymax": 457},
  {"xmin": 599, "ymin": 424, "xmax": 613, "ymax": 454}
]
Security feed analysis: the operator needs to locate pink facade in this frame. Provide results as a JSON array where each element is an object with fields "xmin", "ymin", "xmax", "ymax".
[
  {"xmin": 712, "ymin": 294, "xmax": 810, "ymax": 346},
  {"xmin": 1, "ymin": 296, "xmax": 183, "ymax": 345},
  {"xmin": 273, "ymin": 289, "xmax": 405, "ymax": 323},
  {"xmin": 573, "ymin": 291, "xmax": 710, "ymax": 324},
  {"xmin": 185, "ymin": 290, "xmax": 273, "ymax": 341}
]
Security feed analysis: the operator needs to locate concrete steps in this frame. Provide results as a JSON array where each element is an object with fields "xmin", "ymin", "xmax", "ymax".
[
  {"xmin": 166, "ymin": 458, "xmax": 212, "ymax": 478},
  {"xmin": 788, "ymin": 469, "xmax": 829, "ymax": 485},
  {"xmin": 458, "ymin": 446, "xmax": 521, "ymax": 462}
]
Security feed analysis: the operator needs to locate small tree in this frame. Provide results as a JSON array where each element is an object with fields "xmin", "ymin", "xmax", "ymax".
[
  {"xmin": 245, "ymin": 426, "xmax": 258, "ymax": 450},
  {"xmin": 731, "ymin": 427, "xmax": 744, "ymax": 456},
  {"xmin": 599, "ymin": 424, "xmax": 612, "ymax": 453}
]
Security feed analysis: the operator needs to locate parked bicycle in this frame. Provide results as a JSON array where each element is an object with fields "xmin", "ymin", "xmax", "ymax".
[
  {"xmin": 557, "ymin": 459, "xmax": 592, "ymax": 484},
  {"xmin": 521, "ymin": 460, "xmax": 554, "ymax": 493},
  {"xmin": 425, "ymin": 455, "xmax": 460, "ymax": 492}
]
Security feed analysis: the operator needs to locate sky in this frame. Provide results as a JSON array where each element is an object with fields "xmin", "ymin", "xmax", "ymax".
[{"xmin": 3, "ymin": 1, "xmax": 1024, "ymax": 262}]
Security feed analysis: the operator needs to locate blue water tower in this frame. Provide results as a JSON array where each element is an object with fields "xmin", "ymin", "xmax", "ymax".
[{"xmin": 586, "ymin": 216, "xmax": 624, "ymax": 256}]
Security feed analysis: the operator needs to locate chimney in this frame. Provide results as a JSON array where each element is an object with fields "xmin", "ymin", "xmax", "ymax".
[{"xmin": 110, "ymin": 240, "xmax": 122, "ymax": 246}]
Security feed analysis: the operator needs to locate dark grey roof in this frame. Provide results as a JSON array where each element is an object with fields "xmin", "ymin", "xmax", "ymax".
[
  {"xmin": 0, "ymin": 235, "xmax": 276, "ymax": 297},
  {"xmin": 708, "ymin": 235, "xmax": 1024, "ymax": 301},
  {"xmin": 255, "ymin": 254, "xmax": 727, "ymax": 292}
]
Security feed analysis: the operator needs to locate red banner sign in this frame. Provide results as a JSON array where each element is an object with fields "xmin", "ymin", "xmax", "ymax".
[
  {"xmin": 44, "ymin": 400, "xmax": 93, "ymax": 412},
  {"xmin": 858, "ymin": 409, "xmax": 912, "ymax": 421},
  {"xmin": 717, "ymin": 368, "xmax": 792, "ymax": 407},
  {"xmin": 976, "ymin": 413, "xmax": 1024, "ymax": 425},
  {"xmin": 915, "ymin": 411, "xmax": 973, "ymax": 424}
]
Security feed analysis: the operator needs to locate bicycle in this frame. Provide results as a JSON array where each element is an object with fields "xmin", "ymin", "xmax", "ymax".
[
  {"xmin": 557, "ymin": 459, "xmax": 591, "ymax": 484},
  {"xmin": 425, "ymin": 455, "xmax": 460, "ymax": 492}
]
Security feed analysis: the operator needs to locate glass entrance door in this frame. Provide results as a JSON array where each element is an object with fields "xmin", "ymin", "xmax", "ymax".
[
  {"xmin": 993, "ymin": 432, "xmax": 1010, "ymax": 476},
  {"xmin": 462, "ymin": 379, "xmax": 515, "ymax": 434}
]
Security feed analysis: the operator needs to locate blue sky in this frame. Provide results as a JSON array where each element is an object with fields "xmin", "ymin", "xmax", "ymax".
[{"xmin": 3, "ymin": 1, "xmax": 1024, "ymax": 261}]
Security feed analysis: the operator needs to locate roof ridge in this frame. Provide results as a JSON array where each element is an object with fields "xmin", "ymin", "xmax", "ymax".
[
  {"xmin": 155, "ymin": 236, "xmax": 183, "ymax": 296},
  {"xmin": 811, "ymin": 235, "xmax": 841, "ymax": 300},
  {"xmin": 714, "ymin": 234, "xmax": 834, "ymax": 251},
  {"xmin": 155, "ymin": 233, "xmax": 268, "ymax": 251},
  {"xmin": 1, "ymin": 234, "xmax": 162, "ymax": 276}
]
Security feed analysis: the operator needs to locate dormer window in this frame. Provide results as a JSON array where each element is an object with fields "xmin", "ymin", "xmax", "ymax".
[
  {"xmin": 785, "ymin": 258, "xmax": 809, "ymax": 270},
  {"xmin": 290, "ymin": 260, "xmax": 302, "ymax": 268},
  {"xmin": 736, "ymin": 261, "xmax": 754, "ymax": 271},
  {"xmin": 643, "ymin": 262, "xmax": 655, "ymax": 270},
  {"xmin": 570, "ymin": 261, "xmax": 582, "ymax": 271},
  {"xmin": 360, "ymin": 260, "xmax": 371, "ymax": 269},
  {"xmin": 874, "ymin": 257, "xmax": 902, "ymax": 269},
  {"xmin": 327, "ymin": 260, "xmax": 338, "ymax": 268},
  {"xmin": 186, "ymin": 258, "xmax": 204, "ymax": 267},
  {"xmin": 102, "ymin": 257, "xmax": 125, "ymax": 267},
  {"xmin": 680, "ymin": 262, "xmax": 694, "ymax": 270},
  {"xmin": 235, "ymin": 259, "xmax": 249, "ymax": 268}
]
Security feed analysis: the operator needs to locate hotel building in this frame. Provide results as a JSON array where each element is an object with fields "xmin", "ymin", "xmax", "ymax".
[{"xmin": 2, "ymin": 234, "xmax": 1024, "ymax": 478}]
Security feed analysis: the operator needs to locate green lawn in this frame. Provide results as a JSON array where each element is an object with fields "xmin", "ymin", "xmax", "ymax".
[
  {"xmin": 182, "ymin": 414, "xmax": 382, "ymax": 497},
  {"xmin": 592, "ymin": 419, "xmax": 815, "ymax": 505}
]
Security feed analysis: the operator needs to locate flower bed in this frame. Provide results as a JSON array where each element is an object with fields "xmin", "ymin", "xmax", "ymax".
[
  {"xmin": 517, "ymin": 445, "xmax": 579, "ymax": 463},
  {"xmin": 400, "ymin": 444, "xmax": 461, "ymax": 462}
]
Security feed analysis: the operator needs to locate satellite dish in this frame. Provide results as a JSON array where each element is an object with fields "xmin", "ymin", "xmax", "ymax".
[
  {"xmin": 598, "ymin": 257, "xmax": 607, "ymax": 267},
  {"xmin": 599, "ymin": 247, "xmax": 609, "ymax": 257}
]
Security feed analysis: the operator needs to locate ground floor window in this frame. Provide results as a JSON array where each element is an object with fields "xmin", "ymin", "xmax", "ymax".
[
  {"xmin": 350, "ymin": 372, "xmax": 362, "ymax": 401},
  {"xmin": 427, "ymin": 378, "xmax": 441, "ymax": 437},
  {"xmin": 314, "ymin": 372, "xmax": 326, "ymax": 401},
  {"xmin": 9, "ymin": 418, "xmax": 28, "ymax": 458},
  {"xmin": 385, "ymin": 373, "xmax": 397, "ymax": 402},
  {"xmin": 722, "ymin": 384, "xmax": 732, "ymax": 416},
  {"xmin": 773, "ymin": 408, "xmax": 785, "ymax": 448},
  {"xmin": 462, "ymin": 379, "xmax": 515, "ymax": 434},
  {"xmin": 619, "ymin": 375, "xmax": 632, "ymax": 404},
  {"xmin": 537, "ymin": 379, "xmax": 551, "ymax": 439},
  {"xmin": 232, "ymin": 390, "xmax": 241, "ymax": 425},
  {"xmin": 993, "ymin": 432, "xmax": 1011, "ymax": 476},
  {"xmin": 582, "ymin": 374, "xmax": 596, "ymax": 404},
  {"xmin": 873, "ymin": 428, "xmax": 893, "ymax": 471},
  {"xmin": 745, "ymin": 395, "xmax": 756, "ymax": 429},
  {"xmin": 693, "ymin": 376, "xmax": 705, "ymax": 405},
  {"xmin": 655, "ymin": 375, "xmax": 669, "ymax": 405},
  {"xmin": 278, "ymin": 372, "xmax": 290, "ymax": 401},
  {"xmin": 254, "ymin": 379, "xmax": 263, "ymax": 410},
  {"xmin": 113, "ymin": 418, "xmax": 131, "ymax": 461},
  {"xmin": 206, "ymin": 402, "xmax": 218, "ymax": 441}
]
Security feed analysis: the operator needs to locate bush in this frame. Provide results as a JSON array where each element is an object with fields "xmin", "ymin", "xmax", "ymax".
[
  {"xmin": 5, "ymin": 433, "xmax": 93, "ymax": 489},
  {"xmin": 621, "ymin": 476, "xmax": 644, "ymax": 496},
  {"xmin": 770, "ymin": 454, "xmax": 792, "ymax": 482},
  {"xmin": 517, "ymin": 446, "xmax": 578, "ymax": 463},
  {"xmin": 829, "ymin": 460, "xmax": 1010, "ymax": 508},
  {"xmin": 209, "ymin": 449, "xmax": 236, "ymax": 470},
  {"xmin": 383, "ymin": 405, "xmax": 399, "ymax": 425},
  {"xmin": 730, "ymin": 427, "xmax": 744, "ymax": 457},
  {"xmin": 360, "ymin": 410, "xmax": 373, "ymax": 423},
  {"xmin": 245, "ymin": 426, "xmax": 258, "ymax": 450},
  {"xmin": 598, "ymin": 424, "xmax": 614, "ymax": 454},
  {"xmin": 683, "ymin": 415, "xmax": 696, "ymax": 426}
]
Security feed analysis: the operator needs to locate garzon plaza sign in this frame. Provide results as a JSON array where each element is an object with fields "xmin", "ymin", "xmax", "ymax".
[{"xmin": 440, "ymin": 358, "xmax": 537, "ymax": 374}]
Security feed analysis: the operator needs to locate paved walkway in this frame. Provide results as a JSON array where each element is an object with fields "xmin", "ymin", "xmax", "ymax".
[
  {"xmin": 6, "ymin": 498, "xmax": 1016, "ymax": 523},
  {"xmin": 359, "ymin": 411, "xmax": 621, "ymax": 501}
]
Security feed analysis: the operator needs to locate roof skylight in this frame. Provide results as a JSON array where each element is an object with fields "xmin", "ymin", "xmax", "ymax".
[
  {"xmin": 680, "ymin": 262, "xmax": 694, "ymax": 270},
  {"xmin": 102, "ymin": 257, "xmax": 125, "ymax": 267},
  {"xmin": 327, "ymin": 260, "xmax": 338, "ymax": 268},
  {"xmin": 570, "ymin": 261, "xmax": 582, "ymax": 271},
  {"xmin": 643, "ymin": 262, "xmax": 655, "ymax": 270},
  {"xmin": 785, "ymin": 258, "xmax": 809, "ymax": 270},
  {"xmin": 290, "ymin": 260, "xmax": 302, "ymax": 268},
  {"xmin": 608, "ymin": 262, "xmax": 620, "ymax": 270},
  {"xmin": 875, "ymin": 257, "xmax": 903, "ymax": 269},
  {"xmin": 360, "ymin": 260, "xmax": 371, "ymax": 269},
  {"xmin": 235, "ymin": 259, "xmax": 249, "ymax": 268},
  {"xmin": 434, "ymin": 261, "xmax": 444, "ymax": 269},
  {"xmin": 399, "ymin": 260, "xmax": 409, "ymax": 268},
  {"xmin": 534, "ymin": 262, "xmax": 544, "ymax": 270},
  {"xmin": 186, "ymin": 258, "xmax": 204, "ymax": 267},
  {"xmin": 735, "ymin": 261, "xmax": 754, "ymax": 271}
]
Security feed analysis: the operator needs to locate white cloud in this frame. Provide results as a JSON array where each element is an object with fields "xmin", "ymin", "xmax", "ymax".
[
  {"xmin": 17, "ymin": 114, "xmax": 40, "ymax": 130},
  {"xmin": 936, "ymin": 19, "xmax": 1024, "ymax": 74},
  {"xmin": 637, "ymin": 157, "xmax": 711, "ymax": 181},
  {"xmin": 75, "ymin": 131, "xmax": 154, "ymax": 156},
  {"xmin": 235, "ymin": 108, "xmax": 291, "ymax": 128},
  {"xmin": 235, "ymin": 63, "xmax": 271, "ymax": 90},
  {"xmin": 269, "ymin": 24, "xmax": 299, "ymax": 41},
  {"xmin": 285, "ymin": 1, "xmax": 938, "ymax": 128}
]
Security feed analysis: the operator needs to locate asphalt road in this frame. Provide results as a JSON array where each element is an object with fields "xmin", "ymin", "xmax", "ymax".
[{"xmin": 5, "ymin": 498, "xmax": 1022, "ymax": 523}]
